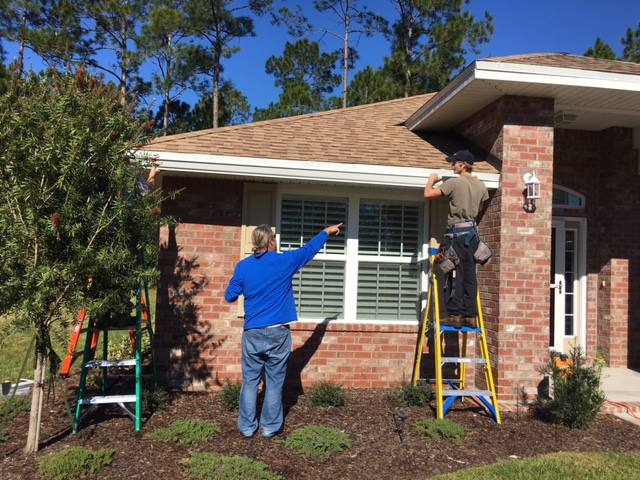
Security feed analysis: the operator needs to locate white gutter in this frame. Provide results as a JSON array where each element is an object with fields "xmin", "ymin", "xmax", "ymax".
[
  {"xmin": 407, "ymin": 60, "xmax": 640, "ymax": 131},
  {"xmin": 138, "ymin": 150, "xmax": 500, "ymax": 189}
]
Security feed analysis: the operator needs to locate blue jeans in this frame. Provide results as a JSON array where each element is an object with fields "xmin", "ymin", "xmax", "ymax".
[{"xmin": 238, "ymin": 325, "xmax": 291, "ymax": 437}]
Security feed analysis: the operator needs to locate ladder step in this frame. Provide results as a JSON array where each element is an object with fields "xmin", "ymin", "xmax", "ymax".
[
  {"xmin": 428, "ymin": 378, "xmax": 462, "ymax": 384},
  {"xmin": 85, "ymin": 359, "xmax": 136, "ymax": 368},
  {"xmin": 440, "ymin": 326, "xmax": 482, "ymax": 333},
  {"xmin": 79, "ymin": 394, "xmax": 136, "ymax": 405},
  {"xmin": 441, "ymin": 357, "xmax": 487, "ymax": 365},
  {"xmin": 442, "ymin": 389, "xmax": 493, "ymax": 397}
]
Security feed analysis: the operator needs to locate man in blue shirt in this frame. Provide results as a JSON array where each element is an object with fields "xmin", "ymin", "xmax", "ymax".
[{"xmin": 225, "ymin": 222, "xmax": 343, "ymax": 438}]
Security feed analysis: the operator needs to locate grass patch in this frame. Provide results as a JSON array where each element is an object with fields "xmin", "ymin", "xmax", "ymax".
[
  {"xmin": 413, "ymin": 418, "xmax": 467, "ymax": 445},
  {"xmin": 0, "ymin": 396, "xmax": 31, "ymax": 419},
  {"xmin": 220, "ymin": 381, "xmax": 241, "ymax": 411},
  {"xmin": 37, "ymin": 447, "xmax": 114, "ymax": 480},
  {"xmin": 145, "ymin": 419, "xmax": 220, "ymax": 448},
  {"xmin": 281, "ymin": 425, "xmax": 351, "ymax": 460},
  {"xmin": 307, "ymin": 381, "xmax": 346, "ymax": 407},
  {"xmin": 182, "ymin": 452, "xmax": 283, "ymax": 480},
  {"xmin": 429, "ymin": 452, "xmax": 640, "ymax": 479},
  {"xmin": 389, "ymin": 381, "xmax": 433, "ymax": 408},
  {"xmin": 0, "ymin": 425, "xmax": 8, "ymax": 443}
]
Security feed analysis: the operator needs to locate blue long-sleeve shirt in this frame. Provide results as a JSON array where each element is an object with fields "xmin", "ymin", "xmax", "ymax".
[{"xmin": 225, "ymin": 231, "xmax": 329, "ymax": 329}]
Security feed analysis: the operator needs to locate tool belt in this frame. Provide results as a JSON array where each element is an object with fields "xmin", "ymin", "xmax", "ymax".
[{"xmin": 438, "ymin": 221, "xmax": 493, "ymax": 271}]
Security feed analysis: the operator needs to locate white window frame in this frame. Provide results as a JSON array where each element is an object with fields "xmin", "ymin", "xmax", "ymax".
[
  {"xmin": 552, "ymin": 185, "xmax": 586, "ymax": 210},
  {"xmin": 275, "ymin": 184, "xmax": 430, "ymax": 325}
]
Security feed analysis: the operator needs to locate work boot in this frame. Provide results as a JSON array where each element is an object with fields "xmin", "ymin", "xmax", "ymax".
[{"xmin": 444, "ymin": 314, "xmax": 463, "ymax": 328}]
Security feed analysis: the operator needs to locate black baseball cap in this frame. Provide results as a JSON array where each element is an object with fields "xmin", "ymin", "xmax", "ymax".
[{"xmin": 446, "ymin": 149, "xmax": 475, "ymax": 165}]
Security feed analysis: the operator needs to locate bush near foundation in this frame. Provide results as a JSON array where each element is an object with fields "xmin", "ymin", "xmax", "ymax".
[
  {"xmin": 538, "ymin": 347, "xmax": 605, "ymax": 429},
  {"xmin": 220, "ymin": 381, "xmax": 241, "ymax": 411},
  {"xmin": 307, "ymin": 381, "xmax": 346, "ymax": 407}
]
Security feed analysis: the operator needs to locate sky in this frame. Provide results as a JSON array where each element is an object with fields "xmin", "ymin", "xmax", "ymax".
[{"xmin": 5, "ymin": 0, "xmax": 640, "ymax": 113}]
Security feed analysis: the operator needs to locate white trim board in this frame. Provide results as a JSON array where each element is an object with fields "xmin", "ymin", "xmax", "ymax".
[{"xmin": 138, "ymin": 150, "xmax": 500, "ymax": 189}]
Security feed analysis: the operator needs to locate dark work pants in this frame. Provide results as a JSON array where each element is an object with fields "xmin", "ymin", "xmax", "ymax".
[{"xmin": 446, "ymin": 235, "xmax": 479, "ymax": 318}]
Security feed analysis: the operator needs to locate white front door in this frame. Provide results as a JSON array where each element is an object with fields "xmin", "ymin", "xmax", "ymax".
[{"xmin": 550, "ymin": 218, "xmax": 586, "ymax": 353}]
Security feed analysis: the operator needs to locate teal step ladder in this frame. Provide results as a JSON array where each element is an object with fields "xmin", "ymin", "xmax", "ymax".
[
  {"xmin": 73, "ymin": 285, "xmax": 157, "ymax": 433},
  {"xmin": 412, "ymin": 246, "xmax": 501, "ymax": 423}
]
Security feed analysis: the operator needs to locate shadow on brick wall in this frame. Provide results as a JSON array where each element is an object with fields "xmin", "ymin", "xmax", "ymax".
[
  {"xmin": 284, "ymin": 319, "xmax": 333, "ymax": 415},
  {"xmin": 155, "ymin": 225, "xmax": 221, "ymax": 387}
]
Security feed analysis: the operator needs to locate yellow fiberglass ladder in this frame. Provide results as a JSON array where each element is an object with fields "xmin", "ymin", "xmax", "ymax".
[{"xmin": 412, "ymin": 245, "xmax": 501, "ymax": 423}]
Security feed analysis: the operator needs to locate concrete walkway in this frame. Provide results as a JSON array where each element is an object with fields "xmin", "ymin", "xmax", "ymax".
[{"xmin": 601, "ymin": 367, "xmax": 640, "ymax": 426}]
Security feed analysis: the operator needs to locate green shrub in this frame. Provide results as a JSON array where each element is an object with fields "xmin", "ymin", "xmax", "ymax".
[
  {"xmin": 143, "ymin": 387, "xmax": 170, "ymax": 413},
  {"xmin": 307, "ymin": 381, "xmax": 346, "ymax": 407},
  {"xmin": 37, "ymin": 447, "xmax": 114, "ymax": 480},
  {"xmin": 389, "ymin": 381, "xmax": 433, "ymax": 408},
  {"xmin": 281, "ymin": 425, "xmax": 351, "ymax": 460},
  {"xmin": 145, "ymin": 419, "xmax": 220, "ymax": 448},
  {"xmin": 182, "ymin": 452, "xmax": 283, "ymax": 480},
  {"xmin": 0, "ymin": 396, "xmax": 31, "ymax": 419},
  {"xmin": 220, "ymin": 381, "xmax": 241, "ymax": 411},
  {"xmin": 0, "ymin": 426, "xmax": 8, "ymax": 443},
  {"xmin": 413, "ymin": 418, "xmax": 467, "ymax": 445},
  {"xmin": 538, "ymin": 347, "xmax": 605, "ymax": 429}
]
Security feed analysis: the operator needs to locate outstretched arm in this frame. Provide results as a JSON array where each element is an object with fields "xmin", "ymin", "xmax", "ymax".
[
  {"xmin": 224, "ymin": 265, "xmax": 243, "ymax": 303},
  {"xmin": 286, "ymin": 223, "xmax": 343, "ymax": 274}
]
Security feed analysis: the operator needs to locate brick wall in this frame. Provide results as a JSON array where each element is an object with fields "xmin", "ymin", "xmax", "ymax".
[
  {"xmin": 456, "ymin": 96, "xmax": 555, "ymax": 400},
  {"xmin": 156, "ymin": 176, "xmax": 420, "ymax": 390},
  {"xmin": 555, "ymin": 127, "xmax": 640, "ymax": 368}
]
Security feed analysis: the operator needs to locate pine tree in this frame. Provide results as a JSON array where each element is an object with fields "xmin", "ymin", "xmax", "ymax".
[
  {"xmin": 277, "ymin": 0, "xmax": 387, "ymax": 108},
  {"xmin": 183, "ymin": 0, "xmax": 273, "ymax": 128},
  {"xmin": 621, "ymin": 23, "xmax": 640, "ymax": 63},
  {"xmin": 584, "ymin": 37, "xmax": 616, "ymax": 60},
  {"xmin": 253, "ymin": 39, "xmax": 341, "ymax": 121}
]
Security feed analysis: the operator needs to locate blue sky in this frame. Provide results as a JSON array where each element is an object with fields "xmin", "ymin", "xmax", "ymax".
[{"xmin": 5, "ymin": 0, "xmax": 640, "ymax": 112}]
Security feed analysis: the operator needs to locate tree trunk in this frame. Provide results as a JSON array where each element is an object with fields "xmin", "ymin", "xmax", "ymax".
[
  {"xmin": 212, "ymin": 65, "xmax": 220, "ymax": 129},
  {"xmin": 404, "ymin": 24, "xmax": 412, "ymax": 98},
  {"xmin": 15, "ymin": 38, "xmax": 25, "ymax": 80},
  {"xmin": 120, "ymin": 18, "xmax": 127, "ymax": 109},
  {"xmin": 342, "ymin": 1, "xmax": 350, "ymax": 109},
  {"xmin": 163, "ymin": 34, "xmax": 173, "ymax": 135},
  {"xmin": 24, "ymin": 344, "xmax": 46, "ymax": 454}
]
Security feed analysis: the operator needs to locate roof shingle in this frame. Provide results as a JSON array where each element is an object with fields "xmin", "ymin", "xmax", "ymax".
[
  {"xmin": 145, "ymin": 94, "xmax": 499, "ymax": 174},
  {"xmin": 483, "ymin": 53, "xmax": 640, "ymax": 76}
]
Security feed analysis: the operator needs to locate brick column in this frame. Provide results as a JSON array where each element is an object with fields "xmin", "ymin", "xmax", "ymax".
[{"xmin": 456, "ymin": 96, "xmax": 555, "ymax": 400}]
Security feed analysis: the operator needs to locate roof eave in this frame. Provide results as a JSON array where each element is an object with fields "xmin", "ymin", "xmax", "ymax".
[{"xmin": 407, "ymin": 60, "xmax": 640, "ymax": 132}]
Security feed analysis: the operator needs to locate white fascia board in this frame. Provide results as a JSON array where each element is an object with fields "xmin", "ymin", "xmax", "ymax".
[
  {"xmin": 408, "ymin": 60, "xmax": 640, "ymax": 130},
  {"xmin": 475, "ymin": 61, "xmax": 640, "ymax": 92},
  {"xmin": 406, "ymin": 64, "xmax": 476, "ymax": 131},
  {"xmin": 137, "ymin": 150, "xmax": 500, "ymax": 189}
]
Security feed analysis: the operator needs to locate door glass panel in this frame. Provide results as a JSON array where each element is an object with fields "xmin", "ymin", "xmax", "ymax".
[
  {"xmin": 550, "ymin": 227, "xmax": 556, "ymax": 347},
  {"xmin": 564, "ymin": 230, "xmax": 576, "ymax": 336}
]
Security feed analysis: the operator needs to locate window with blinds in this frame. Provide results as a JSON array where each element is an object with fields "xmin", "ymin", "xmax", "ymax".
[
  {"xmin": 280, "ymin": 196, "xmax": 347, "ymax": 319},
  {"xmin": 357, "ymin": 200, "xmax": 422, "ymax": 320}
]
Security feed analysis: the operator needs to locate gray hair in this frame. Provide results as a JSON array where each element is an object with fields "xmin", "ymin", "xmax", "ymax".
[{"xmin": 252, "ymin": 224, "xmax": 275, "ymax": 253}]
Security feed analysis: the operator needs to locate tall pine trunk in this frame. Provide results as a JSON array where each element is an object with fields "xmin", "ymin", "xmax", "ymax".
[
  {"xmin": 119, "ymin": 18, "xmax": 128, "ymax": 109},
  {"xmin": 24, "ymin": 342, "xmax": 46, "ymax": 454},
  {"xmin": 342, "ymin": 1, "xmax": 350, "ymax": 109},
  {"xmin": 212, "ymin": 60, "xmax": 220, "ymax": 129}
]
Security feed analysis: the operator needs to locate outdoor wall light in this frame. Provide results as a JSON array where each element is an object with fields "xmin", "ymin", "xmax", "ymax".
[{"xmin": 523, "ymin": 172, "xmax": 541, "ymax": 213}]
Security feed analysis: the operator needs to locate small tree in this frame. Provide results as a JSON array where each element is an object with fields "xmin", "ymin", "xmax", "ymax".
[{"xmin": 0, "ymin": 71, "xmax": 164, "ymax": 453}]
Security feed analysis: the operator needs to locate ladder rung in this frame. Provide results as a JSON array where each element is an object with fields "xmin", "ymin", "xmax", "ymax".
[
  {"xmin": 441, "ymin": 357, "xmax": 487, "ymax": 365},
  {"xmin": 79, "ymin": 394, "xmax": 136, "ymax": 405},
  {"xmin": 442, "ymin": 389, "xmax": 493, "ymax": 397},
  {"xmin": 92, "ymin": 321, "xmax": 148, "ymax": 331},
  {"xmin": 106, "ymin": 373, "xmax": 152, "ymax": 379},
  {"xmin": 440, "ymin": 326, "xmax": 482, "ymax": 333},
  {"xmin": 85, "ymin": 359, "xmax": 136, "ymax": 368},
  {"xmin": 428, "ymin": 379, "xmax": 462, "ymax": 384}
]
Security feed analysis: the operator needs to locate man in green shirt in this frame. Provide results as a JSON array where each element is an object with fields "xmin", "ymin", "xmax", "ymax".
[{"xmin": 424, "ymin": 150, "xmax": 489, "ymax": 325}]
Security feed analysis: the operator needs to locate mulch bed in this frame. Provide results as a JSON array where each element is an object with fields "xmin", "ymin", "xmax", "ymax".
[{"xmin": 2, "ymin": 379, "xmax": 640, "ymax": 479}]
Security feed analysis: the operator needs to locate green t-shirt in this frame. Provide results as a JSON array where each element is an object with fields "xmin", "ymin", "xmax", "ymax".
[{"xmin": 439, "ymin": 175, "xmax": 489, "ymax": 226}]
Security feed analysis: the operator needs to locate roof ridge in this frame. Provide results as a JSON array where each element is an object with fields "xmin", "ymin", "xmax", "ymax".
[
  {"xmin": 484, "ymin": 52, "xmax": 640, "ymax": 68},
  {"xmin": 146, "ymin": 93, "xmax": 435, "ymax": 145}
]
